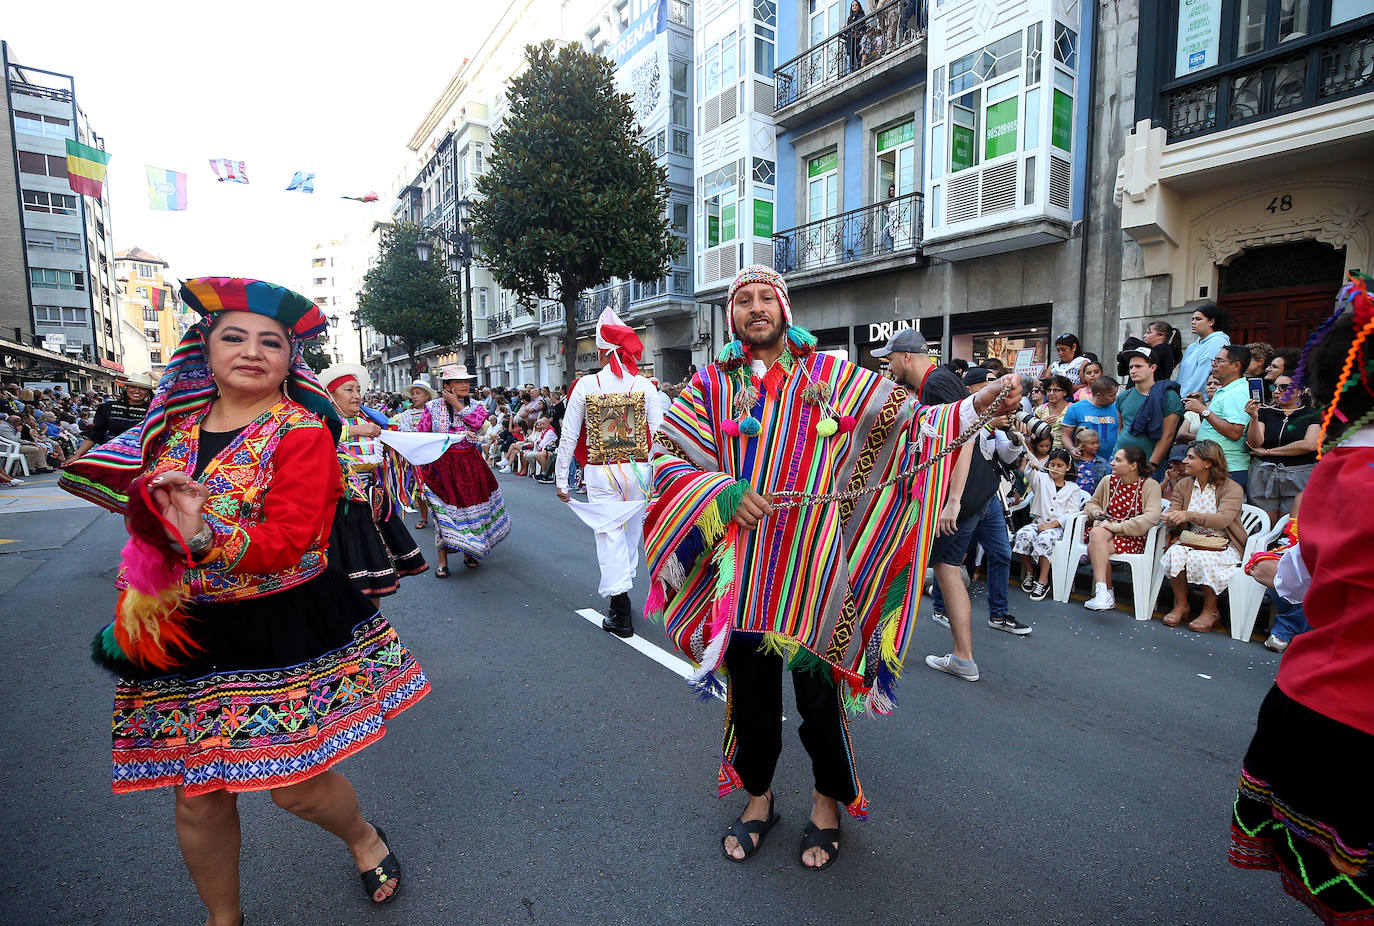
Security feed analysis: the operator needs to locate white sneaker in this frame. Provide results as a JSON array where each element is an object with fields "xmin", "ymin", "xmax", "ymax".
[
  {"xmin": 1084, "ymin": 582, "xmax": 1115, "ymax": 611},
  {"xmin": 925, "ymin": 653, "xmax": 979, "ymax": 682},
  {"xmin": 497, "ymin": 461, "xmax": 511, "ymax": 472}
]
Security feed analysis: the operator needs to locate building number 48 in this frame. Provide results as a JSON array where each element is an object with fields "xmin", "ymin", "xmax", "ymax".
[{"xmin": 1266, "ymin": 195, "xmax": 1293, "ymax": 213}]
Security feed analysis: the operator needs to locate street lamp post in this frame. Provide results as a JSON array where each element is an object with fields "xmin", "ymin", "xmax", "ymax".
[
  {"xmin": 353, "ymin": 293, "xmax": 365, "ymax": 362},
  {"xmin": 415, "ymin": 198, "xmax": 477, "ymax": 378}
]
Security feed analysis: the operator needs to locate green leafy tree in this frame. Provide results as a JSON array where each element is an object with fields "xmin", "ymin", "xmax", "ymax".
[
  {"xmin": 359, "ymin": 222, "xmax": 461, "ymax": 381},
  {"xmin": 472, "ymin": 40, "xmax": 682, "ymax": 383}
]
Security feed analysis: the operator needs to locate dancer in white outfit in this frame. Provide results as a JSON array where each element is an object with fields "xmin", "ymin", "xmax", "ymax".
[{"xmin": 555, "ymin": 307, "xmax": 664, "ymax": 636}]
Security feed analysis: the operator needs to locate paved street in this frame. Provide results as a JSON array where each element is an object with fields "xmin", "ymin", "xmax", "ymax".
[{"xmin": 1, "ymin": 471, "xmax": 1304, "ymax": 926}]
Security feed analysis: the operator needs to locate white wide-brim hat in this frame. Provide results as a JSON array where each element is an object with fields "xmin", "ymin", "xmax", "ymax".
[
  {"xmin": 319, "ymin": 362, "xmax": 371, "ymax": 394},
  {"xmin": 438, "ymin": 364, "xmax": 478, "ymax": 382},
  {"xmin": 407, "ymin": 378, "xmax": 438, "ymax": 399},
  {"xmin": 123, "ymin": 372, "xmax": 158, "ymax": 390}
]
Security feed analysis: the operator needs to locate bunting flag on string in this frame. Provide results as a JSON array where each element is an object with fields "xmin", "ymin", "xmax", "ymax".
[
  {"xmin": 285, "ymin": 171, "xmax": 316, "ymax": 193},
  {"xmin": 65, "ymin": 139, "xmax": 111, "ymax": 199},
  {"xmin": 341, "ymin": 191, "xmax": 379, "ymax": 203},
  {"xmin": 145, "ymin": 165, "xmax": 188, "ymax": 210},
  {"xmin": 209, "ymin": 158, "xmax": 249, "ymax": 183}
]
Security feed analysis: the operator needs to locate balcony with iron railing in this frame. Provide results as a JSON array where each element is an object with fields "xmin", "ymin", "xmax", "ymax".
[
  {"xmin": 1160, "ymin": 19, "xmax": 1374, "ymax": 142},
  {"xmin": 773, "ymin": 1, "xmax": 928, "ymax": 128},
  {"xmin": 773, "ymin": 191, "xmax": 926, "ymax": 279}
]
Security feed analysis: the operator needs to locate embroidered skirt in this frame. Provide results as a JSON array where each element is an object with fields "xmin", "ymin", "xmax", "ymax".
[
  {"xmin": 109, "ymin": 571, "xmax": 430, "ymax": 795},
  {"xmin": 419, "ymin": 445, "xmax": 510, "ymax": 558},
  {"xmin": 1231, "ymin": 685, "xmax": 1373, "ymax": 925},
  {"xmin": 328, "ymin": 496, "xmax": 428, "ymax": 597}
]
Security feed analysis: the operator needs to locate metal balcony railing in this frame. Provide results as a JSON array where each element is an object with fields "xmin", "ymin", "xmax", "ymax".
[
  {"xmin": 1162, "ymin": 21, "xmax": 1374, "ymax": 141},
  {"xmin": 773, "ymin": 191, "xmax": 924, "ymax": 275},
  {"xmin": 773, "ymin": 0, "xmax": 928, "ymax": 111}
]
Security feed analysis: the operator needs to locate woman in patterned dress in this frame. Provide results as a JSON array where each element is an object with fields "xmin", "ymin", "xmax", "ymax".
[
  {"xmin": 1160, "ymin": 438, "xmax": 1248, "ymax": 631},
  {"xmin": 321, "ymin": 363, "xmax": 428, "ymax": 606},
  {"xmin": 1081, "ymin": 445, "xmax": 1163, "ymax": 612},
  {"xmin": 60, "ymin": 279, "xmax": 429, "ymax": 923}
]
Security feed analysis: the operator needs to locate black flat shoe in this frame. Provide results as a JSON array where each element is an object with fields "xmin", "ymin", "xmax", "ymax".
[
  {"xmin": 360, "ymin": 824, "xmax": 401, "ymax": 904},
  {"xmin": 721, "ymin": 793, "xmax": 779, "ymax": 862},
  {"xmin": 434, "ymin": 565, "xmax": 449, "ymax": 578},
  {"xmin": 799, "ymin": 819, "xmax": 841, "ymax": 871}
]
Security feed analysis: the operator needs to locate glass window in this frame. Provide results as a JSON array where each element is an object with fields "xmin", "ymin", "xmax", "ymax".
[
  {"xmin": 1279, "ymin": 0, "xmax": 1310, "ymax": 42},
  {"xmin": 722, "ymin": 34, "xmax": 738, "ymax": 85},
  {"xmin": 18, "ymin": 151, "xmax": 47, "ymax": 175},
  {"xmin": 755, "ymin": 37, "xmax": 775, "ymax": 75},
  {"xmin": 27, "ymin": 231, "xmax": 55, "ymax": 251},
  {"xmin": 1331, "ymin": 0, "xmax": 1369, "ymax": 25},
  {"xmin": 705, "ymin": 44, "xmax": 720, "ymax": 96},
  {"xmin": 1053, "ymin": 22, "xmax": 1078, "ymax": 69},
  {"xmin": 673, "ymin": 203, "xmax": 690, "ymax": 233},
  {"xmin": 1237, "ymin": 0, "xmax": 1267, "ymax": 57},
  {"xmin": 671, "ymin": 59, "xmax": 689, "ymax": 94},
  {"xmin": 671, "ymin": 94, "xmax": 688, "ymax": 126}
]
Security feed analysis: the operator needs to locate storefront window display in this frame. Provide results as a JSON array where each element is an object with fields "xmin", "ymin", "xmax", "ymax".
[{"xmin": 950, "ymin": 330, "xmax": 1049, "ymax": 376}]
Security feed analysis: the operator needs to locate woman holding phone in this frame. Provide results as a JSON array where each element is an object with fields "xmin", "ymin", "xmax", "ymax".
[{"xmin": 1244, "ymin": 374, "xmax": 1319, "ymax": 523}]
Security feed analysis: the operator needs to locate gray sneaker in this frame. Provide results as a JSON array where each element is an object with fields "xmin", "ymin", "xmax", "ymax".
[
  {"xmin": 925, "ymin": 653, "xmax": 979, "ymax": 681},
  {"xmin": 929, "ymin": 608, "xmax": 950, "ymax": 628}
]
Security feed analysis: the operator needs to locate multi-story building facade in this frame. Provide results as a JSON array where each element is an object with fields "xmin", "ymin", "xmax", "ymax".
[
  {"xmin": 113, "ymin": 247, "xmax": 182, "ymax": 375},
  {"xmin": 744, "ymin": 0, "xmax": 1136, "ymax": 373},
  {"xmin": 304, "ymin": 236, "xmax": 369, "ymax": 367},
  {"xmin": 1115, "ymin": 1, "xmax": 1373, "ymax": 346},
  {"xmin": 1, "ymin": 41, "xmax": 122, "ymax": 391},
  {"xmin": 386, "ymin": 0, "xmax": 701, "ymax": 392}
]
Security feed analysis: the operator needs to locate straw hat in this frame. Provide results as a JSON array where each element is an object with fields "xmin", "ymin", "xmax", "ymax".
[
  {"xmin": 406, "ymin": 378, "xmax": 438, "ymax": 400},
  {"xmin": 437, "ymin": 364, "xmax": 478, "ymax": 382}
]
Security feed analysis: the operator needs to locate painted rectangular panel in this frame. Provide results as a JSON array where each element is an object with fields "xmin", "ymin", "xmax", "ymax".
[
  {"xmin": 1051, "ymin": 89, "xmax": 1073, "ymax": 151},
  {"xmin": 985, "ymin": 98, "xmax": 1018, "ymax": 159},
  {"xmin": 1175, "ymin": 0, "xmax": 1223, "ymax": 77},
  {"xmin": 722, "ymin": 203, "xmax": 737, "ymax": 240}
]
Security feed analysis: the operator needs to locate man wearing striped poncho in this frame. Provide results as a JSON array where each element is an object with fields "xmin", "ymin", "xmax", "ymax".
[{"xmin": 644, "ymin": 266, "xmax": 1020, "ymax": 869}]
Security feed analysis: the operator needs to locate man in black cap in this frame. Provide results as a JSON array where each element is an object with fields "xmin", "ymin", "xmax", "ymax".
[
  {"xmin": 871, "ymin": 328, "xmax": 965, "ymax": 405},
  {"xmin": 924, "ymin": 367, "xmax": 1031, "ymax": 683},
  {"xmin": 1112, "ymin": 346, "xmax": 1182, "ymax": 479}
]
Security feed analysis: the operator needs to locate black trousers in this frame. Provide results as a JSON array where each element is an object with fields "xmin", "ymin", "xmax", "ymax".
[{"xmin": 722, "ymin": 636, "xmax": 860, "ymax": 805}]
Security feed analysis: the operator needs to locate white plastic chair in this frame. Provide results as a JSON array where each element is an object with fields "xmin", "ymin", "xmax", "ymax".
[
  {"xmin": 0, "ymin": 437, "xmax": 29, "ymax": 477},
  {"xmin": 1148, "ymin": 504, "xmax": 1271, "ymax": 638},
  {"xmin": 1052, "ymin": 508, "xmax": 1166, "ymax": 620}
]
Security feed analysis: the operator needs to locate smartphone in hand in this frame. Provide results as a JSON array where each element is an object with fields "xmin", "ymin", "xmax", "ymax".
[{"xmin": 1247, "ymin": 377, "xmax": 1266, "ymax": 404}]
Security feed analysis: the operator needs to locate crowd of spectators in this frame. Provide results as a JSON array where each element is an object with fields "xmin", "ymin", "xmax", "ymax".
[
  {"xmin": 0, "ymin": 383, "xmax": 108, "ymax": 483},
  {"xmin": 926, "ymin": 303, "xmax": 1313, "ymax": 651}
]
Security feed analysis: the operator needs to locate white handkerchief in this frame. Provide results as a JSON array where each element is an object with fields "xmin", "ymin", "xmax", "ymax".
[{"xmin": 566, "ymin": 499, "xmax": 645, "ymax": 533}]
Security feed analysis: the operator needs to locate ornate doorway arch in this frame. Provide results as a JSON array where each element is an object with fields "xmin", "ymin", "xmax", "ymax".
[{"xmin": 1216, "ymin": 240, "xmax": 1346, "ymax": 347}]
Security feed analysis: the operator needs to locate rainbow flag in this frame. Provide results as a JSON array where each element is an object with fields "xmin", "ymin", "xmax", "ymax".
[
  {"xmin": 145, "ymin": 166, "xmax": 188, "ymax": 211},
  {"xmin": 65, "ymin": 139, "xmax": 110, "ymax": 199}
]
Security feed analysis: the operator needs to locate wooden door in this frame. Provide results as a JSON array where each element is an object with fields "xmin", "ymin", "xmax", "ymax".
[{"xmin": 1217, "ymin": 283, "xmax": 1340, "ymax": 348}]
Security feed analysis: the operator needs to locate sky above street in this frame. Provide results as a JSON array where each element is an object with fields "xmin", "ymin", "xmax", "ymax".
[{"xmin": 7, "ymin": 0, "xmax": 508, "ymax": 293}]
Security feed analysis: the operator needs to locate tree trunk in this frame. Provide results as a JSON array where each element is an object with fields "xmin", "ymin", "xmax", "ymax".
[
  {"xmin": 563, "ymin": 292, "xmax": 579, "ymax": 387},
  {"xmin": 406, "ymin": 339, "xmax": 419, "ymax": 383}
]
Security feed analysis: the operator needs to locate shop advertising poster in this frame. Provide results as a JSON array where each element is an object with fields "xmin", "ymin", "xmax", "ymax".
[
  {"xmin": 951, "ymin": 123, "xmax": 974, "ymax": 172},
  {"xmin": 1013, "ymin": 347, "xmax": 1042, "ymax": 377},
  {"xmin": 1052, "ymin": 90, "xmax": 1074, "ymax": 151},
  {"xmin": 1175, "ymin": 0, "xmax": 1222, "ymax": 76},
  {"xmin": 753, "ymin": 199, "xmax": 773, "ymax": 237},
  {"xmin": 612, "ymin": 0, "xmax": 670, "ymax": 129},
  {"xmin": 984, "ymin": 98, "xmax": 1019, "ymax": 160}
]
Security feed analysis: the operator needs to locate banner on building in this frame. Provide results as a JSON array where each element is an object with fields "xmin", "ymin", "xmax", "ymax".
[
  {"xmin": 612, "ymin": 0, "xmax": 670, "ymax": 130},
  {"xmin": 65, "ymin": 139, "xmax": 110, "ymax": 199},
  {"xmin": 1175, "ymin": 0, "xmax": 1222, "ymax": 76}
]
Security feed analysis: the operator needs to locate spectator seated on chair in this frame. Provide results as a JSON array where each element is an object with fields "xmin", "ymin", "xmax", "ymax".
[
  {"xmin": 1082, "ymin": 445, "xmax": 1163, "ymax": 611},
  {"xmin": 1013, "ymin": 448, "xmax": 1087, "ymax": 601},
  {"xmin": 1159, "ymin": 439, "xmax": 1249, "ymax": 632},
  {"xmin": 523, "ymin": 417, "xmax": 558, "ymax": 483}
]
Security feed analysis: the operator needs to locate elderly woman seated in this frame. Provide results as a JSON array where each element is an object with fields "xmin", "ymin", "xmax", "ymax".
[
  {"xmin": 1082, "ymin": 445, "xmax": 1163, "ymax": 611},
  {"xmin": 1159, "ymin": 439, "xmax": 1249, "ymax": 632}
]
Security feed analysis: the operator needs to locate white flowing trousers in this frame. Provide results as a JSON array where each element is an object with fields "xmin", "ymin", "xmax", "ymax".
[{"xmin": 584, "ymin": 462, "xmax": 651, "ymax": 597}]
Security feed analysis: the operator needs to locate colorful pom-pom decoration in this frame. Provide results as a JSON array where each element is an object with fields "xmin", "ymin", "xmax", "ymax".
[
  {"xmin": 721, "ymin": 419, "xmax": 741, "ymax": 437},
  {"xmin": 739, "ymin": 416, "xmax": 762, "ymax": 436},
  {"xmin": 838, "ymin": 415, "xmax": 857, "ymax": 433},
  {"xmin": 815, "ymin": 417, "xmax": 839, "ymax": 438}
]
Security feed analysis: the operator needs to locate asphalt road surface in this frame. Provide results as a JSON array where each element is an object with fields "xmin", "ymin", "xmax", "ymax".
[{"xmin": 0, "ymin": 471, "xmax": 1306, "ymax": 925}]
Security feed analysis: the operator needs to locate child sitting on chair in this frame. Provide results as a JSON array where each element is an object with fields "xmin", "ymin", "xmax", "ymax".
[{"xmin": 1013, "ymin": 448, "xmax": 1088, "ymax": 601}]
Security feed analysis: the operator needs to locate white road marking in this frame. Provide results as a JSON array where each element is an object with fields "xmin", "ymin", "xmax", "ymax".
[
  {"xmin": 1198, "ymin": 673, "xmax": 1212, "ymax": 679},
  {"xmin": 575, "ymin": 607, "xmax": 726, "ymax": 702}
]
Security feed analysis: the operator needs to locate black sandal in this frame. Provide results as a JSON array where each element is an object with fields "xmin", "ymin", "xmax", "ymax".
[
  {"xmin": 463, "ymin": 554, "xmax": 480, "ymax": 569},
  {"xmin": 721, "ymin": 793, "xmax": 779, "ymax": 862},
  {"xmin": 414, "ymin": 519, "xmax": 427, "ymax": 529},
  {"xmin": 434, "ymin": 565, "xmax": 449, "ymax": 578},
  {"xmin": 799, "ymin": 819, "xmax": 841, "ymax": 871},
  {"xmin": 359, "ymin": 824, "xmax": 401, "ymax": 904}
]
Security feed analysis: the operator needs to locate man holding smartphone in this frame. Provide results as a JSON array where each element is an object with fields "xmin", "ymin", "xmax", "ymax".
[{"xmin": 1184, "ymin": 344, "xmax": 1252, "ymax": 489}]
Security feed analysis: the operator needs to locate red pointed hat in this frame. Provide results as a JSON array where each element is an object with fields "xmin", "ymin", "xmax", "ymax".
[{"xmin": 596, "ymin": 307, "xmax": 642, "ymax": 377}]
